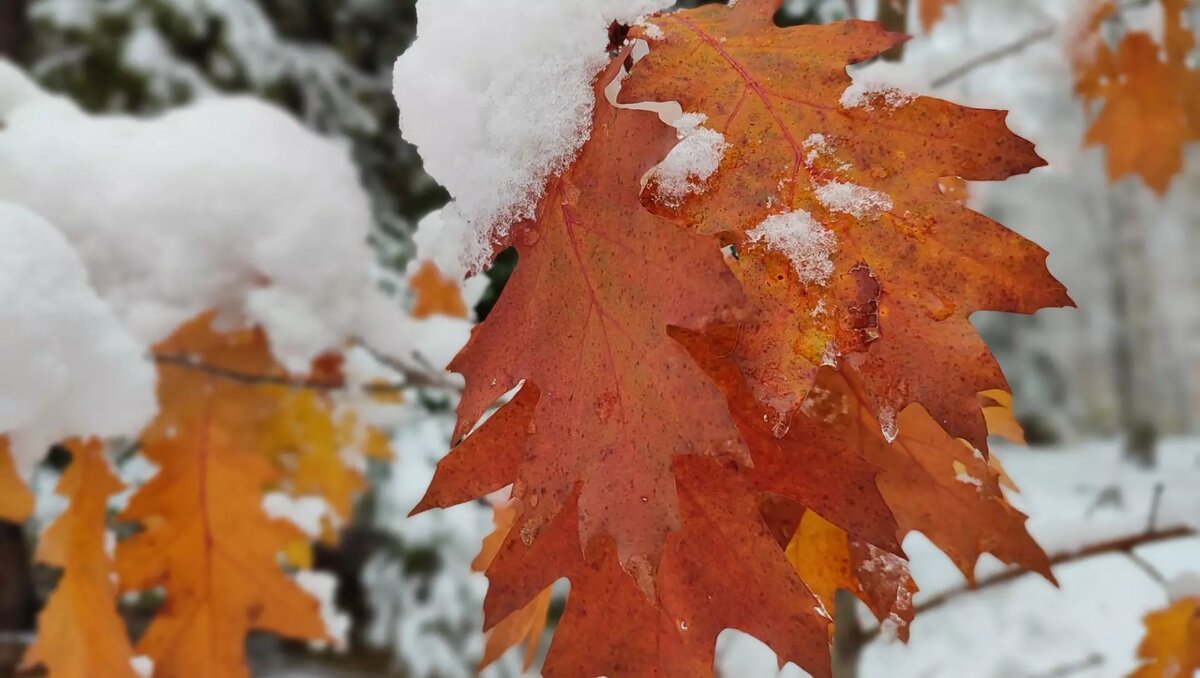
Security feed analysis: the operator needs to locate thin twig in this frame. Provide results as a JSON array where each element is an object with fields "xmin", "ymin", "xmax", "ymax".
[
  {"xmin": 1146, "ymin": 482, "xmax": 1164, "ymax": 532},
  {"xmin": 913, "ymin": 526, "xmax": 1193, "ymax": 617},
  {"xmin": 351, "ymin": 339, "xmax": 465, "ymax": 391},
  {"xmin": 861, "ymin": 525, "xmax": 1195, "ymax": 643},
  {"xmin": 931, "ymin": 24, "xmax": 1057, "ymax": 89},
  {"xmin": 152, "ymin": 352, "xmax": 411, "ymax": 396},
  {"xmin": 1027, "ymin": 653, "xmax": 1104, "ymax": 678}
]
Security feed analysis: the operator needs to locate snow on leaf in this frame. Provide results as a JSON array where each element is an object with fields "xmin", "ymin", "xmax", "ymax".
[
  {"xmin": 21, "ymin": 440, "xmax": 137, "ymax": 678},
  {"xmin": 745, "ymin": 210, "xmax": 838, "ymax": 286},
  {"xmin": 621, "ymin": 1, "xmax": 1071, "ymax": 450},
  {"xmin": 115, "ymin": 423, "xmax": 328, "ymax": 678},
  {"xmin": 1131, "ymin": 598, "xmax": 1200, "ymax": 678},
  {"xmin": 646, "ymin": 113, "xmax": 730, "ymax": 207}
]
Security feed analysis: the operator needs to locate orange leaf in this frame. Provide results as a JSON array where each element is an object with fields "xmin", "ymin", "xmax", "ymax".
[
  {"xmin": 432, "ymin": 51, "xmax": 749, "ymax": 576},
  {"xmin": 1084, "ymin": 33, "xmax": 1192, "ymax": 193},
  {"xmin": 483, "ymin": 458, "xmax": 832, "ymax": 677},
  {"xmin": 475, "ymin": 500, "xmax": 552, "ymax": 670},
  {"xmin": 1069, "ymin": 0, "xmax": 1117, "ymax": 100},
  {"xmin": 623, "ymin": 3, "xmax": 1071, "ymax": 452},
  {"xmin": 918, "ymin": 0, "xmax": 959, "ymax": 31},
  {"xmin": 115, "ymin": 424, "xmax": 327, "ymax": 678},
  {"xmin": 681, "ymin": 327, "xmax": 1049, "ymax": 583},
  {"xmin": 21, "ymin": 440, "xmax": 137, "ymax": 678},
  {"xmin": 417, "ymin": 3, "xmax": 1062, "ymax": 675},
  {"xmin": 1131, "ymin": 598, "xmax": 1200, "ymax": 678},
  {"xmin": 153, "ymin": 314, "xmax": 373, "ymax": 523},
  {"xmin": 0, "ymin": 437, "xmax": 33, "ymax": 523},
  {"xmin": 410, "ymin": 260, "xmax": 469, "ymax": 319}
]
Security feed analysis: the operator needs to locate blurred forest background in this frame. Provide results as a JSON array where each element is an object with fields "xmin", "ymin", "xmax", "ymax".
[{"xmin": 0, "ymin": 0, "xmax": 1198, "ymax": 677}]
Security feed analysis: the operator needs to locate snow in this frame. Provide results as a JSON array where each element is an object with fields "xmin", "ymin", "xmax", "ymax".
[
  {"xmin": 839, "ymin": 81, "xmax": 919, "ymax": 111},
  {"xmin": 294, "ymin": 570, "xmax": 352, "ymax": 653},
  {"xmin": 802, "ymin": 133, "xmax": 841, "ymax": 165},
  {"xmin": 392, "ymin": 0, "xmax": 673, "ymax": 276},
  {"xmin": 0, "ymin": 201, "xmax": 156, "ymax": 475},
  {"xmin": 0, "ymin": 63, "xmax": 395, "ymax": 372},
  {"xmin": 648, "ymin": 113, "xmax": 729, "ymax": 206},
  {"xmin": 130, "ymin": 656, "xmax": 154, "ymax": 678},
  {"xmin": 746, "ymin": 210, "xmax": 838, "ymax": 285},
  {"xmin": 262, "ymin": 492, "xmax": 339, "ymax": 539},
  {"xmin": 363, "ymin": 415, "xmax": 516, "ymax": 678},
  {"xmin": 814, "ymin": 181, "xmax": 894, "ymax": 219}
]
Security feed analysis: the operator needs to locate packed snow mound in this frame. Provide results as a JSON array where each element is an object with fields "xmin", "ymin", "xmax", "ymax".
[
  {"xmin": 0, "ymin": 66, "xmax": 379, "ymax": 371},
  {"xmin": 393, "ymin": 0, "xmax": 673, "ymax": 277},
  {"xmin": 0, "ymin": 202, "xmax": 156, "ymax": 474}
]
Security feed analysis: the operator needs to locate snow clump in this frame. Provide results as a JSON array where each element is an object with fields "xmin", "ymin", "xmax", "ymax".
[
  {"xmin": 0, "ymin": 201, "xmax": 156, "ymax": 474},
  {"xmin": 746, "ymin": 210, "xmax": 838, "ymax": 285},
  {"xmin": 393, "ymin": 0, "xmax": 674, "ymax": 277}
]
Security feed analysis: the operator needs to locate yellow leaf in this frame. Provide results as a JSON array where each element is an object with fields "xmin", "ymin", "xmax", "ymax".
[
  {"xmin": 116, "ymin": 424, "xmax": 327, "ymax": 678},
  {"xmin": 981, "ymin": 389, "xmax": 1026, "ymax": 445},
  {"xmin": 154, "ymin": 313, "xmax": 370, "ymax": 527},
  {"xmin": 785, "ymin": 510, "xmax": 850, "ymax": 621},
  {"xmin": 1132, "ymin": 598, "xmax": 1200, "ymax": 678},
  {"xmin": 22, "ymin": 440, "xmax": 137, "ymax": 678},
  {"xmin": 265, "ymin": 391, "xmax": 366, "ymax": 522},
  {"xmin": 410, "ymin": 260, "xmax": 469, "ymax": 319},
  {"xmin": 785, "ymin": 510, "xmax": 918, "ymax": 641},
  {"xmin": 0, "ymin": 437, "xmax": 33, "ymax": 523}
]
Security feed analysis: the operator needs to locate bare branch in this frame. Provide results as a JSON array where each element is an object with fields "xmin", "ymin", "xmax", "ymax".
[
  {"xmin": 151, "ymin": 352, "xmax": 408, "ymax": 395},
  {"xmin": 931, "ymin": 24, "xmax": 1057, "ymax": 89},
  {"xmin": 152, "ymin": 337, "xmax": 465, "ymax": 396},
  {"xmin": 350, "ymin": 339, "xmax": 465, "ymax": 391},
  {"xmin": 860, "ymin": 524, "xmax": 1195, "ymax": 643},
  {"xmin": 914, "ymin": 525, "xmax": 1193, "ymax": 618},
  {"xmin": 1028, "ymin": 653, "xmax": 1105, "ymax": 678}
]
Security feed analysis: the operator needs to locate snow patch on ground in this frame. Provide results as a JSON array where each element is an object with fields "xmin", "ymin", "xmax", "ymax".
[
  {"xmin": 262, "ymin": 492, "xmax": 339, "ymax": 539},
  {"xmin": 392, "ymin": 0, "xmax": 672, "ymax": 276},
  {"xmin": 746, "ymin": 210, "xmax": 838, "ymax": 285}
]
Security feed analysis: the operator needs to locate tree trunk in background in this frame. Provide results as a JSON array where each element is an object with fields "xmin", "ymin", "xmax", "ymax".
[
  {"xmin": 1108, "ymin": 181, "xmax": 1160, "ymax": 467},
  {"xmin": 877, "ymin": 0, "xmax": 907, "ymax": 60},
  {"xmin": 831, "ymin": 589, "xmax": 866, "ymax": 678},
  {"xmin": 0, "ymin": 0, "xmax": 27, "ymax": 61}
]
